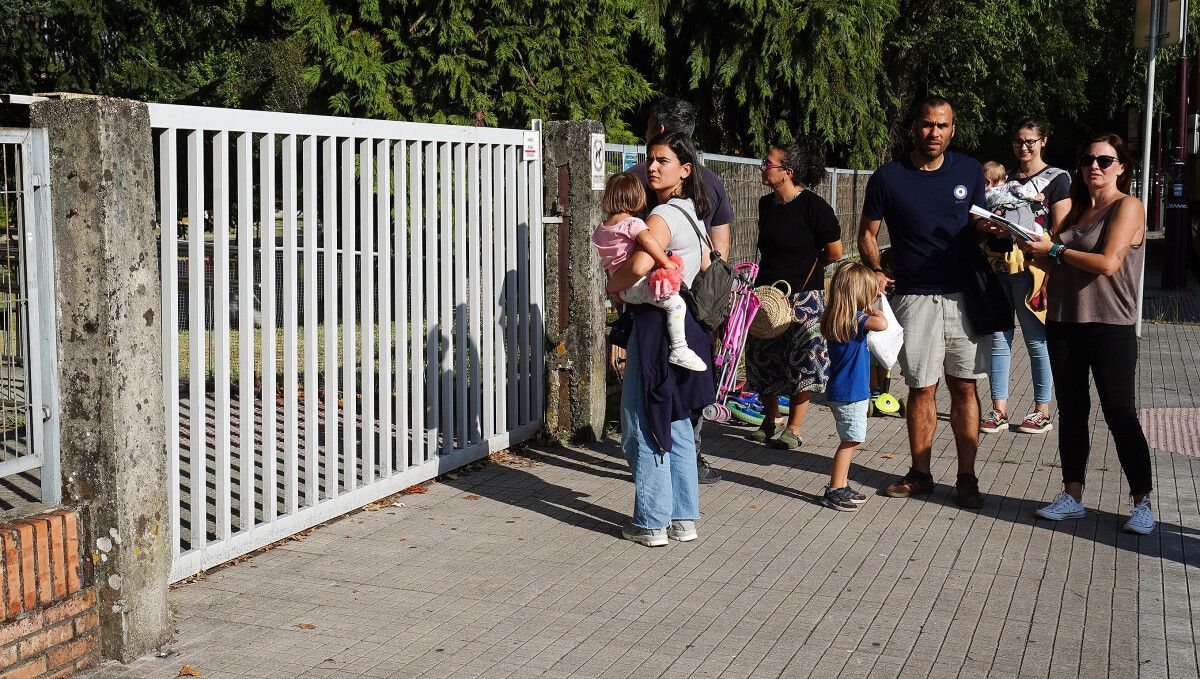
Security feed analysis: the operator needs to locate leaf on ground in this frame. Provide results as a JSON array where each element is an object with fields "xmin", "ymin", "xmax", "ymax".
[
  {"xmin": 750, "ymin": 504, "xmax": 758, "ymax": 509},
  {"xmin": 297, "ymin": 623, "xmax": 316, "ymax": 630},
  {"xmin": 880, "ymin": 453, "xmax": 895, "ymax": 459},
  {"xmin": 463, "ymin": 494, "xmax": 481, "ymax": 500},
  {"xmin": 403, "ymin": 485, "xmax": 429, "ymax": 494},
  {"xmin": 178, "ymin": 666, "xmax": 202, "ymax": 677}
]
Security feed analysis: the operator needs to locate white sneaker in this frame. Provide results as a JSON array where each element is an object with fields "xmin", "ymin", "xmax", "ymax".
[
  {"xmin": 667, "ymin": 520, "xmax": 697, "ymax": 542},
  {"xmin": 1123, "ymin": 498, "xmax": 1156, "ymax": 535},
  {"xmin": 621, "ymin": 524, "xmax": 668, "ymax": 547},
  {"xmin": 1036, "ymin": 492, "xmax": 1086, "ymax": 520},
  {"xmin": 668, "ymin": 347, "xmax": 707, "ymax": 372}
]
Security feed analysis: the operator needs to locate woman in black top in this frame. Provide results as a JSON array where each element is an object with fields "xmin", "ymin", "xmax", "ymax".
[{"xmin": 745, "ymin": 144, "xmax": 843, "ymax": 449}]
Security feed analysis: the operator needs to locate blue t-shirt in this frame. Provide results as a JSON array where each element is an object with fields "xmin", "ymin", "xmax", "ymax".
[
  {"xmin": 826, "ymin": 314, "xmax": 870, "ymax": 402},
  {"xmin": 862, "ymin": 151, "xmax": 986, "ymax": 295}
]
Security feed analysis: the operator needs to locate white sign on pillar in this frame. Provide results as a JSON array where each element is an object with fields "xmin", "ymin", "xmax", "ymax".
[{"xmin": 590, "ymin": 133, "xmax": 606, "ymax": 191}]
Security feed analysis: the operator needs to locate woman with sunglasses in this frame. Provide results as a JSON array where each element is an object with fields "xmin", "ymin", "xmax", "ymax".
[
  {"xmin": 980, "ymin": 120, "xmax": 1072, "ymax": 437},
  {"xmin": 1016, "ymin": 133, "xmax": 1154, "ymax": 534},
  {"xmin": 743, "ymin": 144, "xmax": 842, "ymax": 450}
]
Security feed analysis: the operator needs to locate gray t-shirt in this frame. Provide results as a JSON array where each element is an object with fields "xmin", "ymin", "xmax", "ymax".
[{"xmin": 649, "ymin": 197, "xmax": 705, "ymax": 287}]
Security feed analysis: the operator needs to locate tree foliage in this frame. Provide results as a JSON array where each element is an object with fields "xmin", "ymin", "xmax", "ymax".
[{"xmin": 0, "ymin": 0, "xmax": 1190, "ymax": 166}]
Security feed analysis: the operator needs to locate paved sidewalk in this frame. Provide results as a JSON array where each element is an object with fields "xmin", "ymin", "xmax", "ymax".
[{"xmin": 80, "ymin": 321, "xmax": 1200, "ymax": 679}]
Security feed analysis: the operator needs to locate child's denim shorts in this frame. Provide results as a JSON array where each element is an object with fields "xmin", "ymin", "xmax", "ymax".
[{"xmin": 828, "ymin": 399, "xmax": 869, "ymax": 443}]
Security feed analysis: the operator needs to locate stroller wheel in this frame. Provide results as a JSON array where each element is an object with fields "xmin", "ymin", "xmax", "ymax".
[
  {"xmin": 702, "ymin": 404, "xmax": 720, "ymax": 421},
  {"xmin": 875, "ymin": 392, "xmax": 902, "ymax": 416},
  {"xmin": 714, "ymin": 403, "xmax": 731, "ymax": 422},
  {"xmin": 867, "ymin": 400, "xmax": 877, "ymax": 417},
  {"xmin": 897, "ymin": 397, "xmax": 907, "ymax": 417}
]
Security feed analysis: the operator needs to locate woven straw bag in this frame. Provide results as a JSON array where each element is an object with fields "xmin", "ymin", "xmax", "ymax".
[{"xmin": 749, "ymin": 280, "xmax": 794, "ymax": 339}]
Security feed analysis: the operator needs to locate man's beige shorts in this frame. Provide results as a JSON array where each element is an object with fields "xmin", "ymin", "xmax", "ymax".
[{"xmin": 893, "ymin": 292, "xmax": 987, "ymax": 389}]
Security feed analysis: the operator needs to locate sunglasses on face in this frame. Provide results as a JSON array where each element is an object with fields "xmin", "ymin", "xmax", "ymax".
[
  {"xmin": 761, "ymin": 161, "xmax": 785, "ymax": 170},
  {"xmin": 1012, "ymin": 138, "xmax": 1043, "ymax": 148},
  {"xmin": 1079, "ymin": 154, "xmax": 1119, "ymax": 169}
]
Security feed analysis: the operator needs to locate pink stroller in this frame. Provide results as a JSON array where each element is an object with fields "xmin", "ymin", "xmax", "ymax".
[{"xmin": 703, "ymin": 262, "xmax": 760, "ymax": 422}]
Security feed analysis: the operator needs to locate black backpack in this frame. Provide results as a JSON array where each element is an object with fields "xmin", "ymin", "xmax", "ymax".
[{"xmin": 669, "ymin": 203, "xmax": 734, "ymax": 333}]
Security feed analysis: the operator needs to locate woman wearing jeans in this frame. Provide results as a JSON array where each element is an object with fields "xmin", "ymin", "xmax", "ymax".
[
  {"xmin": 981, "ymin": 120, "xmax": 1071, "ymax": 435},
  {"xmin": 1017, "ymin": 133, "xmax": 1154, "ymax": 534}
]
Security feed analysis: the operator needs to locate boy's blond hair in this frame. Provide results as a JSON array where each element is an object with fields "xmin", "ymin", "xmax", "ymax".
[
  {"xmin": 821, "ymin": 262, "xmax": 878, "ymax": 344},
  {"xmin": 982, "ymin": 161, "xmax": 1006, "ymax": 186},
  {"xmin": 602, "ymin": 172, "xmax": 647, "ymax": 215}
]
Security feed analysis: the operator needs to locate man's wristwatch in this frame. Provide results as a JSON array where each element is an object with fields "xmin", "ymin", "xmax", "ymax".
[{"xmin": 872, "ymin": 267, "xmax": 884, "ymax": 273}]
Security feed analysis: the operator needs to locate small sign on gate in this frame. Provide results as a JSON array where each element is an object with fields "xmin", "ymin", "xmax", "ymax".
[
  {"xmin": 590, "ymin": 133, "xmax": 606, "ymax": 191},
  {"xmin": 523, "ymin": 131, "xmax": 540, "ymax": 162}
]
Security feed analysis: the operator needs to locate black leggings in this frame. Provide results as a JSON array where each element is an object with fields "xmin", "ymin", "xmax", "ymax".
[{"xmin": 1046, "ymin": 321, "xmax": 1152, "ymax": 495}]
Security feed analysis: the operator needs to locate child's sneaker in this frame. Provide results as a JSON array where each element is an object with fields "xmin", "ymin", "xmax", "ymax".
[
  {"xmin": 1123, "ymin": 497, "xmax": 1156, "ymax": 535},
  {"xmin": 821, "ymin": 485, "xmax": 860, "ymax": 512},
  {"xmin": 1017, "ymin": 411, "xmax": 1053, "ymax": 434},
  {"xmin": 1035, "ymin": 492, "xmax": 1086, "ymax": 520},
  {"xmin": 842, "ymin": 487, "xmax": 868, "ymax": 505},
  {"xmin": 668, "ymin": 347, "xmax": 707, "ymax": 371},
  {"xmin": 980, "ymin": 409, "xmax": 1008, "ymax": 433}
]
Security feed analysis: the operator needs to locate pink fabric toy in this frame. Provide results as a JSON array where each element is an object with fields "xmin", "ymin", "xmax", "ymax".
[{"xmin": 647, "ymin": 253, "xmax": 684, "ymax": 301}]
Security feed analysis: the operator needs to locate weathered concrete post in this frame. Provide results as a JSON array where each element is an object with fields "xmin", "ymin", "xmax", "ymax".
[
  {"xmin": 542, "ymin": 121, "xmax": 607, "ymax": 441},
  {"xmin": 30, "ymin": 97, "xmax": 171, "ymax": 661}
]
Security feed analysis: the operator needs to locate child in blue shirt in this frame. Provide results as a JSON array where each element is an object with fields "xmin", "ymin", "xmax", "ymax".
[{"xmin": 820, "ymin": 262, "xmax": 889, "ymax": 511}]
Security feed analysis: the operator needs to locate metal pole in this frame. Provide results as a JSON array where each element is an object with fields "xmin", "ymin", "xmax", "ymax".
[{"xmin": 1137, "ymin": 0, "xmax": 1161, "ymax": 337}]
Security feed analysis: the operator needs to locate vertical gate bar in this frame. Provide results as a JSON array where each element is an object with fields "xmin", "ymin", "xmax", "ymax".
[
  {"xmin": 490, "ymin": 146, "xmax": 506, "ymax": 437},
  {"xmin": 236, "ymin": 132, "xmax": 255, "ymax": 529},
  {"xmin": 408, "ymin": 142, "xmax": 424, "ymax": 467},
  {"xmin": 376, "ymin": 140, "xmax": 392, "ymax": 478},
  {"xmin": 281, "ymin": 134, "xmax": 299, "ymax": 515},
  {"xmin": 438, "ymin": 142, "xmax": 453, "ymax": 456},
  {"xmin": 321, "ymin": 138, "xmax": 340, "ymax": 500},
  {"xmin": 504, "ymin": 145, "xmax": 518, "ymax": 430},
  {"xmin": 393, "ymin": 142, "xmax": 409, "ymax": 472},
  {"xmin": 159, "ymin": 129, "xmax": 181, "ymax": 557},
  {"xmin": 26, "ymin": 130, "xmax": 59, "ymax": 505},
  {"xmin": 452, "ymin": 142, "xmax": 467, "ymax": 449},
  {"xmin": 186, "ymin": 129, "xmax": 207, "ymax": 550},
  {"xmin": 466, "ymin": 143, "xmax": 482, "ymax": 444},
  {"xmin": 516, "ymin": 156, "xmax": 530, "ymax": 425},
  {"xmin": 212, "ymin": 131, "xmax": 232, "ymax": 540},
  {"xmin": 301, "ymin": 135, "xmax": 319, "ymax": 507},
  {"xmin": 14, "ymin": 140, "xmax": 45, "ymax": 495},
  {"xmin": 340, "ymin": 138, "xmax": 358, "ymax": 490},
  {"xmin": 358, "ymin": 139, "xmax": 375, "ymax": 484},
  {"xmin": 259, "ymin": 132, "xmax": 278, "ymax": 522},
  {"xmin": 423, "ymin": 141, "xmax": 438, "ymax": 462},
  {"xmin": 479, "ymin": 145, "xmax": 495, "ymax": 440},
  {"xmin": 528, "ymin": 128, "xmax": 545, "ymax": 419}
]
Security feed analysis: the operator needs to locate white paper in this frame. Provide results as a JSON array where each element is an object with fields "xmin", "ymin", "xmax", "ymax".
[
  {"xmin": 969, "ymin": 205, "xmax": 1037, "ymax": 242},
  {"xmin": 867, "ymin": 295, "xmax": 904, "ymax": 370}
]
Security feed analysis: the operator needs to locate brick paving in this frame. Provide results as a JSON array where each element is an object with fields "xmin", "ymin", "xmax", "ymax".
[{"xmin": 75, "ymin": 316, "xmax": 1200, "ymax": 679}]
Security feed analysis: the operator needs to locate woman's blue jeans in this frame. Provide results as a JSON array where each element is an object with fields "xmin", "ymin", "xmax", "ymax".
[
  {"xmin": 620, "ymin": 333, "xmax": 700, "ymax": 530},
  {"xmin": 989, "ymin": 271, "xmax": 1052, "ymax": 405}
]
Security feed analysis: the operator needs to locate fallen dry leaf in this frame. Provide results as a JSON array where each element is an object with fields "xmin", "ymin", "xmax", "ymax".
[
  {"xmin": 297, "ymin": 623, "xmax": 316, "ymax": 630},
  {"xmin": 463, "ymin": 494, "xmax": 481, "ymax": 500},
  {"xmin": 880, "ymin": 453, "xmax": 895, "ymax": 459},
  {"xmin": 750, "ymin": 504, "xmax": 758, "ymax": 509},
  {"xmin": 179, "ymin": 666, "xmax": 202, "ymax": 677},
  {"xmin": 403, "ymin": 485, "xmax": 429, "ymax": 494}
]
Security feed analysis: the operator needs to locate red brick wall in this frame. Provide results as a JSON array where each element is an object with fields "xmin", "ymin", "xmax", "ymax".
[{"xmin": 0, "ymin": 510, "xmax": 97, "ymax": 678}]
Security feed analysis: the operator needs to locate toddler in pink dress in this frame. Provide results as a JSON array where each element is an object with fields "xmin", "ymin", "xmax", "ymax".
[{"xmin": 593, "ymin": 173, "xmax": 706, "ymax": 371}]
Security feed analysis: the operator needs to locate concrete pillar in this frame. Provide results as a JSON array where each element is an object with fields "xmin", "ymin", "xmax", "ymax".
[
  {"xmin": 542, "ymin": 121, "xmax": 607, "ymax": 441},
  {"xmin": 30, "ymin": 97, "xmax": 171, "ymax": 661}
]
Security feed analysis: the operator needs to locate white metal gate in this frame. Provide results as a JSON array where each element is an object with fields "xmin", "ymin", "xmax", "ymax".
[
  {"xmin": 149, "ymin": 105, "xmax": 545, "ymax": 581},
  {"xmin": 0, "ymin": 128, "xmax": 60, "ymax": 511}
]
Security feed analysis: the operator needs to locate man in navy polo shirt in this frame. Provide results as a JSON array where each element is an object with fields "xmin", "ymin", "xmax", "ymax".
[{"xmin": 858, "ymin": 96, "xmax": 992, "ymax": 509}]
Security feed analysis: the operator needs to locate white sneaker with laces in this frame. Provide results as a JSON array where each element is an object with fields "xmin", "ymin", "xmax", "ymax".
[
  {"xmin": 668, "ymin": 347, "xmax": 707, "ymax": 372},
  {"xmin": 1036, "ymin": 492, "xmax": 1086, "ymax": 520},
  {"xmin": 1123, "ymin": 497, "xmax": 1156, "ymax": 535}
]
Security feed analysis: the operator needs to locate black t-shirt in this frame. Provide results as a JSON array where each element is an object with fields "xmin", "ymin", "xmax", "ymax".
[
  {"xmin": 754, "ymin": 190, "xmax": 840, "ymax": 291},
  {"xmin": 862, "ymin": 151, "xmax": 986, "ymax": 295},
  {"xmin": 630, "ymin": 162, "xmax": 735, "ymax": 231}
]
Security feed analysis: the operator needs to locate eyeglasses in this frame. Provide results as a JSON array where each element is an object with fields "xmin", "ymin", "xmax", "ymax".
[
  {"xmin": 761, "ymin": 161, "xmax": 785, "ymax": 170},
  {"xmin": 1079, "ymin": 154, "xmax": 1119, "ymax": 169},
  {"xmin": 1011, "ymin": 138, "xmax": 1043, "ymax": 148}
]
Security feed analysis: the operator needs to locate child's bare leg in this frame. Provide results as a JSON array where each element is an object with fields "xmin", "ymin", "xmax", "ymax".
[{"xmin": 831, "ymin": 441, "xmax": 859, "ymax": 489}]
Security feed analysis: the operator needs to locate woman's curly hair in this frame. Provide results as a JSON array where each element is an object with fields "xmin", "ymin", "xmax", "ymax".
[{"xmin": 775, "ymin": 143, "xmax": 827, "ymax": 188}]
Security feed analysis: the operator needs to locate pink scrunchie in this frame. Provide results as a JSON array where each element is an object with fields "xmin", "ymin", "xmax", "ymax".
[{"xmin": 647, "ymin": 253, "xmax": 684, "ymax": 301}]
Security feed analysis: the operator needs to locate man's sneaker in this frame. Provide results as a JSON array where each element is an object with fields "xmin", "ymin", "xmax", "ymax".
[
  {"xmin": 1017, "ymin": 411, "xmax": 1054, "ymax": 434},
  {"xmin": 1123, "ymin": 497, "xmax": 1156, "ymax": 535},
  {"xmin": 980, "ymin": 409, "xmax": 1009, "ymax": 433},
  {"xmin": 767, "ymin": 428, "xmax": 802, "ymax": 450},
  {"xmin": 668, "ymin": 347, "xmax": 707, "ymax": 371},
  {"xmin": 821, "ymin": 485, "xmax": 860, "ymax": 512},
  {"xmin": 1036, "ymin": 492, "xmax": 1086, "ymax": 520},
  {"xmin": 668, "ymin": 520, "xmax": 698, "ymax": 542},
  {"xmin": 882, "ymin": 468, "xmax": 935, "ymax": 498},
  {"xmin": 697, "ymin": 455, "xmax": 722, "ymax": 484},
  {"xmin": 746, "ymin": 424, "xmax": 776, "ymax": 444},
  {"xmin": 843, "ymin": 487, "xmax": 868, "ymax": 505},
  {"xmin": 955, "ymin": 473, "xmax": 984, "ymax": 509},
  {"xmin": 621, "ymin": 524, "xmax": 668, "ymax": 547}
]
